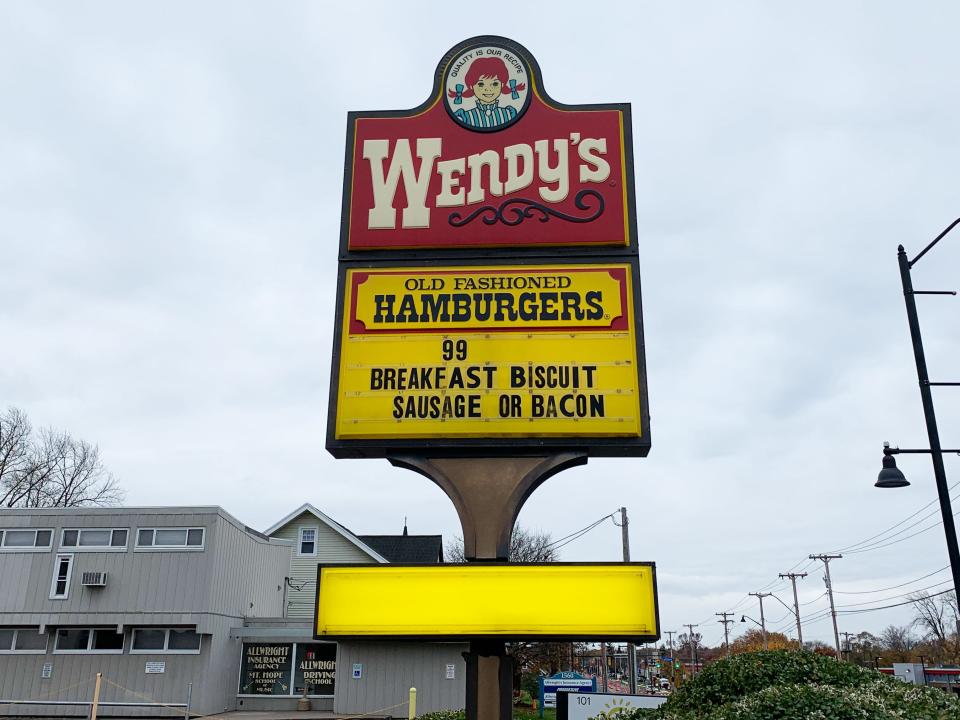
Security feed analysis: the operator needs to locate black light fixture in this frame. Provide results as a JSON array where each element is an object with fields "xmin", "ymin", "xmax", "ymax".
[
  {"xmin": 740, "ymin": 616, "xmax": 746, "ymax": 623},
  {"xmin": 876, "ymin": 452, "xmax": 909, "ymax": 489}
]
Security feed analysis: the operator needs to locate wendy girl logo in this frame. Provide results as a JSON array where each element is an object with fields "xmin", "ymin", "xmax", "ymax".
[{"xmin": 443, "ymin": 44, "xmax": 530, "ymax": 132}]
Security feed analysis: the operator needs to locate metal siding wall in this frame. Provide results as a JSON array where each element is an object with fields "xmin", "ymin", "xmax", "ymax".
[
  {"xmin": 207, "ymin": 517, "xmax": 289, "ymax": 620},
  {"xmin": 333, "ymin": 642, "xmax": 467, "ymax": 715},
  {"xmin": 0, "ymin": 510, "xmax": 222, "ymax": 623},
  {"xmin": 271, "ymin": 512, "xmax": 375, "ymax": 619},
  {"xmin": 0, "ymin": 508, "xmax": 293, "ymax": 716},
  {"xmin": 1, "ymin": 509, "xmax": 289, "ymax": 627},
  {"xmin": 0, "ymin": 633, "xmax": 214, "ymax": 716}
]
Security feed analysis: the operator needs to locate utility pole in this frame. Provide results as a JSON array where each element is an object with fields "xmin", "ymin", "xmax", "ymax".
[
  {"xmin": 620, "ymin": 507, "xmax": 638, "ymax": 693},
  {"xmin": 840, "ymin": 631, "xmax": 856, "ymax": 660},
  {"xmin": 748, "ymin": 593, "xmax": 771, "ymax": 649},
  {"xmin": 600, "ymin": 642, "xmax": 608, "ymax": 692},
  {"xmin": 715, "ymin": 612, "xmax": 735, "ymax": 656},
  {"xmin": 779, "ymin": 572, "xmax": 808, "ymax": 647},
  {"xmin": 684, "ymin": 624, "xmax": 699, "ymax": 677},
  {"xmin": 665, "ymin": 630, "xmax": 676, "ymax": 683},
  {"xmin": 810, "ymin": 554, "xmax": 843, "ymax": 660}
]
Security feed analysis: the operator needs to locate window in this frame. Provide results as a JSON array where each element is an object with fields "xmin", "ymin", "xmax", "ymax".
[
  {"xmin": 131, "ymin": 628, "xmax": 202, "ymax": 654},
  {"xmin": 49, "ymin": 554, "xmax": 73, "ymax": 599},
  {"xmin": 135, "ymin": 528, "xmax": 204, "ymax": 550},
  {"xmin": 298, "ymin": 527, "xmax": 317, "ymax": 556},
  {"xmin": 0, "ymin": 628, "xmax": 46, "ymax": 654},
  {"xmin": 60, "ymin": 528, "xmax": 128, "ymax": 550},
  {"xmin": 0, "ymin": 528, "xmax": 53, "ymax": 551},
  {"xmin": 54, "ymin": 628, "xmax": 123, "ymax": 654}
]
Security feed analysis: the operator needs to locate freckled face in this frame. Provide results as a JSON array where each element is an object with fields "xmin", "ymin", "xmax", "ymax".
[{"xmin": 471, "ymin": 75, "xmax": 502, "ymax": 103}]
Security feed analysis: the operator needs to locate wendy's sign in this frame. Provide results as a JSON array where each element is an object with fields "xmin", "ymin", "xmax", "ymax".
[{"xmin": 340, "ymin": 36, "xmax": 637, "ymax": 254}]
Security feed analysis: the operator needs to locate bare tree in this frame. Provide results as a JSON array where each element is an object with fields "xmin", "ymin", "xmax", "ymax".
[
  {"xmin": 0, "ymin": 407, "xmax": 123, "ymax": 508},
  {"xmin": 910, "ymin": 591, "xmax": 960, "ymax": 660},
  {"xmin": 0, "ymin": 407, "xmax": 36, "ymax": 507},
  {"xmin": 880, "ymin": 624, "xmax": 917, "ymax": 657},
  {"xmin": 444, "ymin": 525, "xmax": 559, "ymax": 696},
  {"xmin": 445, "ymin": 526, "xmax": 558, "ymax": 563}
]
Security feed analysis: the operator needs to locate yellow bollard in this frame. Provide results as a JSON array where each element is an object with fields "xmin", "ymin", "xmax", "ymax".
[{"xmin": 408, "ymin": 686, "xmax": 417, "ymax": 720}]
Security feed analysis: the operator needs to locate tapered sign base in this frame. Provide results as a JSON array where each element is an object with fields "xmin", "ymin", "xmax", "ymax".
[{"xmin": 389, "ymin": 454, "xmax": 587, "ymax": 720}]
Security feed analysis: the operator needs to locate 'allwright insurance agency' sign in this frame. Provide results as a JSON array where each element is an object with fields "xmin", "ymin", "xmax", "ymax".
[{"xmin": 327, "ymin": 36, "xmax": 649, "ymax": 458}]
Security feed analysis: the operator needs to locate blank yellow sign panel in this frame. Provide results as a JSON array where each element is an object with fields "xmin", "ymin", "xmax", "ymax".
[{"xmin": 315, "ymin": 563, "xmax": 659, "ymax": 641}]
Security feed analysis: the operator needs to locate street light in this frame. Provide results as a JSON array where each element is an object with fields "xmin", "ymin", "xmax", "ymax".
[
  {"xmin": 877, "ymin": 218, "xmax": 960, "ymax": 603},
  {"xmin": 877, "ymin": 444, "xmax": 960, "ymax": 489},
  {"xmin": 768, "ymin": 593, "xmax": 803, "ymax": 648},
  {"xmin": 740, "ymin": 614, "xmax": 767, "ymax": 650}
]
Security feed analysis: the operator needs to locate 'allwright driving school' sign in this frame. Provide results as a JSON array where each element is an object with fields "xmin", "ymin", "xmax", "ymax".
[{"xmin": 326, "ymin": 35, "xmax": 649, "ymax": 459}]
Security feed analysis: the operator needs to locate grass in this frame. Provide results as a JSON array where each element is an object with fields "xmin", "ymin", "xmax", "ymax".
[{"xmin": 513, "ymin": 708, "xmax": 556, "ymax": 720}]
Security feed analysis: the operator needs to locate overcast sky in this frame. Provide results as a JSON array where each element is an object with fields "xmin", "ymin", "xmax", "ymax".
[{"xmin": 3, "ymin": 1, "xmax": 960, "ymax": 650}]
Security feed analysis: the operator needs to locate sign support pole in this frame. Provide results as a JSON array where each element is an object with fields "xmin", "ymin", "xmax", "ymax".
[{"xmin": 390, "ymin": 453, "xmax": 588, "ymax": 720}]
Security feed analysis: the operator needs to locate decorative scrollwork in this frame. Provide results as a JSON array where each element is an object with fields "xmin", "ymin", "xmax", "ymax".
[{"xmin": 448, "ymin": 189, "xmax": 605, "ymax": 227}]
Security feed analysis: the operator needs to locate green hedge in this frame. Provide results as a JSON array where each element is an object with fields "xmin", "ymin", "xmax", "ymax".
[
  {"xmin": 618, "ymin": 650, "xmax": 960, "ymax": 720},
  {"xmin": 415, "ymin": 710, "xmax": 465, "ymax": 720},
  {"xmin": 416, "ymin": 652, "xmax": 960, "ymax": 719}
]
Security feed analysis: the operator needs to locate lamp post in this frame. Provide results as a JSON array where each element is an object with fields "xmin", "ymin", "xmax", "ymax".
[
  {"xmin": 877, "ymin": 218, "xmax": 960, "ymax": 604},
  {"xmin": 768, "ymin": 593, "xmax": 803, "ymax": 648},
  {"xmin": 747, "ymin": 593, "xmax": 771, "ymax": 650},
  {"xmin": 740, "ymin": 614, "xmax": 767, "ymax": 650}
]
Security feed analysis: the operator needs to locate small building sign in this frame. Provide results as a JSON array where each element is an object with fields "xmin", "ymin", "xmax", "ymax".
[
  {"xmin": 557, "ymin": 691, "xmax": 666, "ymax": 720},
  {"xmin": 41, "ymin": 662, "xmax": 52, "ymax": 679},
  {"xmin": 239, "ymin": 643, "xmax": 293, "ymax": 695},
  {"xmin": 145, "ymin": 661, "xmax": 165, "ymax": 674},
  {"xmin": 239, "ymin": 642, "xmax": 337, "ymax": 697},
  {"xmin": 352, "ymin": 663, "xmax": 363, "ymax": 679},
  {"xmin": 295, "ymin": 643, "xmax": 336, "ymax": 696},
  {"xmin": 538, "ymin": 671, "xmax": 596, "ymax": 713},
  {"xmin": 446, "ymin": 663, "xmax": 456, "ymax": 679}
]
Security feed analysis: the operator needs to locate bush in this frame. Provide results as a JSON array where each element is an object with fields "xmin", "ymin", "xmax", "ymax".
[
  {"xmin": 615, "ymin": 650, "xmax": 960, "ymax": 720},
  {"xmin": 416, "ymin": 711, "xmax": 464, "ymax": 720}
]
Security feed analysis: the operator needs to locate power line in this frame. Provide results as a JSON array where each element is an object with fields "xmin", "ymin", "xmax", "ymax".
[
  {"xmin": 836, "ymin": 588, "xmax": 955, "ymax": 615},
  {"xmin": 830, "ymin": 482, "xmax": 960, "ymax": 554},
  {"xmin": 713, "ymin": 482, "xmax": 960, "ymax": 633},
  {"xmin": 832, "ymin": 565, "xmax": 951, "ymax": 595},
  {"xmin": 843, "ymin": 510, "xmax": 960, "ymax": 554},
  {"xmin": 545, "ymin": 511, "xmax": 618, "ymax": 551},
  {"xmin": 834, "ymin": 579, "xmax": 954, "ymax": 609}
]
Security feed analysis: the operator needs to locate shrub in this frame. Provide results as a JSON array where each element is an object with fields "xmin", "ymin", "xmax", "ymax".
[
  {"xmin": 416, "ymin": 710, "xmax": 465, "ymax": 720},
  {"xmin": 614, "ymin": 650, "xmax": 960, "ymax": 720}
]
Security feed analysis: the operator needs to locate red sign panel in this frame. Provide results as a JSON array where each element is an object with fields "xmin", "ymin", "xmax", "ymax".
[{"xmin": 341, "ymin": 39, "xmax": 635, "ymax": 253}]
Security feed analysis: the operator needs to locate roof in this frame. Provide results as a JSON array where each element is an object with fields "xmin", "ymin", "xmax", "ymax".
[
  {"xmin": 358, "ymin": 534, "xmax": 444, "ymax": 563},
  {"xmin": 264, "ymin": 503, "xmax": 388, "ymax": 563}
]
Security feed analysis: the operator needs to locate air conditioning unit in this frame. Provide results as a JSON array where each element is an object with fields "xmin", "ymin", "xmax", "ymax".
[{"xmin": 81, "ymin": 571, "xmax": 107, "ymax": 587}]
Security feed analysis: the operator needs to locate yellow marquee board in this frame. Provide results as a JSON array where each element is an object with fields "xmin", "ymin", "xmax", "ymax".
[
  {"xmin": 326, "ymin": 262, "xmax": 649, "ymax": 457},
  {"xmin": 315, "ymin": 563, "xmax": 659, "ymax": 641}
]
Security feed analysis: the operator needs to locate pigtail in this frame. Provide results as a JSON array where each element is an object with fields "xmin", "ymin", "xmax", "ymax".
[
  {"xmin": 501, "ymin": 80, "xmax": 525, "ymax": 99},
  {"xmin": 447, "ymin": 84, "xmax": 474, "ymax": 102}
]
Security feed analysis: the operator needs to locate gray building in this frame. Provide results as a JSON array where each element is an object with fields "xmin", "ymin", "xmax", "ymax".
[
  {"xmin": 0, "ymin": 506, "xmax": 290, "ymax": 716},
  {"xmin": 232, "ymin": 504, "xmax": 465, "ymax": 715},
  {"xmin": 0, "ymin": 504, "xmax": 465, "ymax": 717}
]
